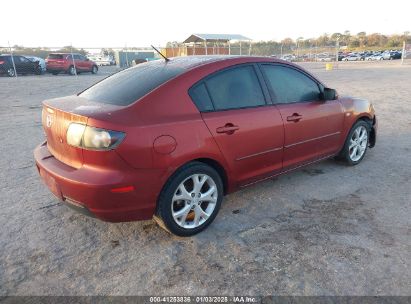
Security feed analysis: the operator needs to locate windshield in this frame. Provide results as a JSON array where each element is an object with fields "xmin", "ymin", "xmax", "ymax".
[{"xmin": 79, "ymin": 60, "xmax": 184, "ymax": 106}]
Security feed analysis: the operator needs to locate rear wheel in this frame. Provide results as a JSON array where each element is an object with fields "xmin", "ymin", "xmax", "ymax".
[
  {"xmin": 337, "ymin": 120, "xmax": 370, "ymax": 166},
  {"xmin": 7, "ymin": 67, "xmax": 15, "ymax": 77},
  {"xmin": 155, "ymin": 162, "xmax": 223, "ymax": 236},
  {"xmin": 68, "ymin": 65, "xmax": 76, "ymax": 75},
  {"xmin": 91, "ymin": 65, "xmax": 98, "ymax": 74}
]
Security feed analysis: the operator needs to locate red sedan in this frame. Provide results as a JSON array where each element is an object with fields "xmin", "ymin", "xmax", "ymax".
[{"xmin": 34, "ymin": 56, "xmax": 377, "ymax": 236}]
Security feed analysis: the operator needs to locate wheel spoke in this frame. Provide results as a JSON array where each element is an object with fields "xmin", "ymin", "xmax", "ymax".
[
  {"xmin": 353, "ymin": 128, "xmax": 360, "ymax": 140},
  {"xmin": 172, "ymin": 204, "xmax": 191, "ymax": 223},
  {"xmin": 192, "ymin": 174, "xmax": 208, "ymax": 194},
  {"xmin": 200, "ymin": 186, "xmax": 217, "ymax": 203},
  {"xmin": 193, "ymin": 206, "xmax": 209, "ymax": 226},
  {"xmin": 349, "ymin": 140, "xmax": 356, "ymax": 149},
  {"xmin": 173, "ymin": 183, "xmax": 192, "ymax": 201},
  {"xmin": 358, "ymin": 129, "xmax": 366, "ymax": 142},
  {"xmin": 351, "ymin": 146, "xmax": 358, "ymax": 158}
]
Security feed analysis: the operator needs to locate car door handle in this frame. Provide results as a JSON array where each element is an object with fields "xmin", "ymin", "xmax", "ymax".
[
  {"xmin": 287, "ymin": 113, "xmax": 303, "ymax": 122},
  {"xmin": 216, "ymin": 123, "xmax": 239, "ymax": 135}
]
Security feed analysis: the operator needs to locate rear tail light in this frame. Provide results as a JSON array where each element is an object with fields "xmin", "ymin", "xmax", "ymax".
[
  {"xmin": 0, "ymin": 61, "xmax": 4, "ymax": 64},
  {"xmin": 66, "ymin": 123, "xmax": 125, "ymax": 151}
]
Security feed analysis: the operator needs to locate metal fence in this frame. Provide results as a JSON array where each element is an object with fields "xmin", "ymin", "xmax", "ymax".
[{"xmin": 1, "ymin": 41, "xmax": 410, "ymax": 78}]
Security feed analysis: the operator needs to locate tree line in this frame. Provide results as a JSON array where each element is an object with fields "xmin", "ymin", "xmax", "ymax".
[{"xmin": 167, "ymin": 32, "xmax": 411, "ymax": 56}]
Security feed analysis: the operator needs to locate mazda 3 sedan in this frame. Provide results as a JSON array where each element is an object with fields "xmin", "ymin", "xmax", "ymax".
[{"xmin": 34, "ymin": 56, "xmax": 377, "ymax": 236}]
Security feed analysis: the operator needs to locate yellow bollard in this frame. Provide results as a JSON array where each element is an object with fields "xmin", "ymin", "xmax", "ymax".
[{"xmin": 325, "ymin": 63, "xmax": 333, "ymax": 71}]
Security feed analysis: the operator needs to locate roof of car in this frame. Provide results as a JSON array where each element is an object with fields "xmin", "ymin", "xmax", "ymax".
[
  {"xmin": 160, "ymin": 55, "xmax": 284, "ymax": 70},
  {"xmin": 49, "ymin": 53, "xmax": 80, "ymax": 55}
]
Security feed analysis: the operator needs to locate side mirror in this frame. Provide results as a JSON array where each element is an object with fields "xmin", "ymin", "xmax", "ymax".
[
  {"xmin": 85, "ymin": 58, "xmax": 89, "ymax": 61},
  {"xmin": 321, "ymin": 88, "xmax": 337, "ymax": 100}
]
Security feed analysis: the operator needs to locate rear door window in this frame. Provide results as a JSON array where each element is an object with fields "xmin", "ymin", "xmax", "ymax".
[
  {"xmin": 204, "ymin": 65, "xmax": 266, "ymax": 111},
  {"xmin": 79, "ymin": 61, "xmax": 184, "ymax": 106}
]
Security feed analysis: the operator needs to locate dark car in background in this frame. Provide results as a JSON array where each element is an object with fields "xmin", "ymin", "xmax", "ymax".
[
  {"xmin": 46, "ymin": 53, "xmax": 98, "ymax": 75},
  {"xmin": 0, "ymin": 54, "xmax": 42, "ymax": 77},
  {"xmin": 382, "ymin": 51, "xmax": 402, "ymax": 60}
]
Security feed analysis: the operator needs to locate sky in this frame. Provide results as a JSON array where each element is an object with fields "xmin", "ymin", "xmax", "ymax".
[{"xmin": 1, "ymin": 0, "xmax": 410, "ymax": 48}]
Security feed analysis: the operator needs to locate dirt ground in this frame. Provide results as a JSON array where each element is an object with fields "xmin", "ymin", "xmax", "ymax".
[{"xmin": 0, "ymin": 61, "xmax": 410, "ymax": 296}]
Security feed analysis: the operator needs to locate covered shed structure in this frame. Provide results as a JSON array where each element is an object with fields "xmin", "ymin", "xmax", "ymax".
[{"xmin": 163, "ymin": 33, "xmax": 252, "ymax": 57}]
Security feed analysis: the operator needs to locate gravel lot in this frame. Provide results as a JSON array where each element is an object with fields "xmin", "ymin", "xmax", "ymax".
[{"xmin": 1, "ymin": 61, "xmax": 410, "ymax": 296}]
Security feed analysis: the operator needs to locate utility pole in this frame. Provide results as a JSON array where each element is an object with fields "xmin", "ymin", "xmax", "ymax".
[
  {"xmin": 402, "ymin": 41, "xmax": 406, "ymax": 65},
  {"xmin": 70, "ymin": 44, "xmax": 77, "ymax": 76},
  {"xmin": 8, "ymin": 41, "xmax": 17, "ymax": 78},
  {"xmin": 335, "ymin": 35, "xmax": 340, "ymax": 69}
]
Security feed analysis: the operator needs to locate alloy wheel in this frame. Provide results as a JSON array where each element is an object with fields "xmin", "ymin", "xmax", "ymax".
[
  {"xmin": 7, "ymin": 68, "xmax": 15, "ymax": 77},
  {"xmin": 349, "ymin": 125, "xmax": 368, "ymax": 162},
  {"xmin": 171, "ymin": 174, "xmax": 218, "ymax": 229}
]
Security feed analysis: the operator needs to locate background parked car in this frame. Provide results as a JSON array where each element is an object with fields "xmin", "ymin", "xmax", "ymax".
[
  {"xmin": 0, "ymin": 54, "xmax": 42, "ymax": 77},
  {"xmin": 46, "ymin": 53, "xmax": 98, "ymax": 75},
  {"xmin": 87, "ymin": 56, "xmax": 112, "ymax": 66},
  {"xmin": 368, "ymin": 53, "xmax": 384, "ymax": 61},
  {"xmin": 342, "ymin": 54, "xmax": 362, "ymax": 61},
  {"xmin": 25, "ymin": 56, "xmax": 46, "ymax": 74},
  {"xmin": 382, "ymin": 51, "xmax": 402, "ymax": 60},
  {"xmin": 316, "ymin": 53, "xmax": 333, "ymax": 62}
]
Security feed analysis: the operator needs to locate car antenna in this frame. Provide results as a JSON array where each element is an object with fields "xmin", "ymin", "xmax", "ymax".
[{"xmin": 151, "ymin": 45, "xmax": 170, "ymax": 62}]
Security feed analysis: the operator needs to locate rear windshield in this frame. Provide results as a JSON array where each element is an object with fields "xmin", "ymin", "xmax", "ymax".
[
  {"xmin": 79, "ymin": 60, "xmax": 184, "ymax": 106},
  {"xmin": 48, "ymin": 54, "xmax": 64, "ymax": 59}
]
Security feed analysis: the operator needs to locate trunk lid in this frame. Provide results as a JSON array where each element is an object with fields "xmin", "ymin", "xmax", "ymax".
[{"xmin": 42, "ymin": 95, "xmax": 123, "ymax": 169}]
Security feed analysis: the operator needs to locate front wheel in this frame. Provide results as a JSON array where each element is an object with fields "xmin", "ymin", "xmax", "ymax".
[
  {"xmin": 337, "ymin": 120, "xmax": 370, "ymax": 165},
  {"xmin": 155, "ymin": 162, "xmax": 223, "ymax": 236},
  {"xmin": 91, "ymin": 65, "xmax": 98, "ymax": 74}
]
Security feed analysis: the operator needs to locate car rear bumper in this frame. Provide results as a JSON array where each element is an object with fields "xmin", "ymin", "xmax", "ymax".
[
  {"xmin": 34, "ymin": 141, "xmax": 163, "ymax": 222},
  {"xmin": 46, "ymin": 64, "xmax": 69, "ymax": 72}
]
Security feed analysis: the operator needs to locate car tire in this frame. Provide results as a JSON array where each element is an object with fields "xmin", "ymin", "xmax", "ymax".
[
  {"xmin": 91, "ymin": 65, "xmax": 98, "ymax": 74},
  {"xmin": 337, "ymin": 120, "xmax": 371, "ymax": 166},
  {"xmin": 7, "ymin": 67, "xmax": 16, "ymax": 77},
  {"xmin": 68, "ymin": 65, "xmax": 76, "ymax": 75},
  {"xmin": 156, "ymin": 162, "xmax": 223, "ymax": 236}
]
